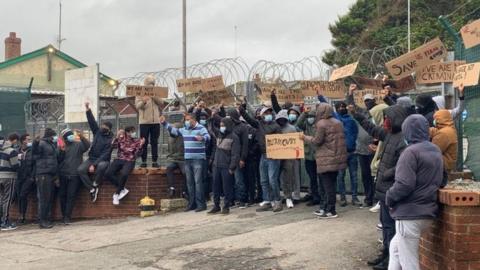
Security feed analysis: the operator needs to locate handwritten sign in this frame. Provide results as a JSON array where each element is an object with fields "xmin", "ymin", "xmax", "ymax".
[
  {"xmin": 259, "ymin": 84, "xmax": 304, "ymax": 104},
  {"xmin": 266, "ymin": 132, "xmax": 305, "ymax": 159},
  {"xmin": 200, "ymin": 88, "xmax": 235, "ymax": 106},
  {"xmin": 126, "ymin": 85, "xmax": 168, "ymax": 98},
  {"xmin": 353, "ymin": 89, "xmax": 384, "ymax": 108},
  {"xmin": 351, "ymin": 76, "xmax": 415, "ymax": 93},
  {"xmin": 461, "ymin": 19, "xmax": 480, "ymax": 49},
  {"xmin": 201, "ymin": 75, "xmax": 225, "ymax": 92},
  {"xmin": 176, "ymin": 77, "xmax": 202, "ymax": 92},
  {"xmin": 453, "ymin": 62, "xmax": 480, "ymax": 88},
  {"xmin": 329, "ymin": 62, "xmax": 358, "ymax": 81},
  {"xmin": 416, "ymin": 61, "xmax": 466, "ymax": 84},
  {"xmin": 386, "ymin": 38, "xmax": 447, "ymax": 79},
  {"xmin": 301, "ymin": 80, "xmax": 346, "ymax": 99}
]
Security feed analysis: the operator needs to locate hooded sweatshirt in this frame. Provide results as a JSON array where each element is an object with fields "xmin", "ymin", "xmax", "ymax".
[
  {"xmin": 212, "ymin": 118, "xmax": 241, "ymax": 171},
  {"xmin": 227, "ymin": 108, "xmax": 249, "ymax": 162},
  {"xmin": 415, "ymin": 94, "xmax": 437, "ymax": 126},
  {"xmin": 369, "ymin": 103, "xmax": 389, "ymax": 177},
  {"xmin": 432, "ymin": 95, "xmax": 465, "ymax": 120},
  {"xmin": 239, "ymin": 106, "xmax": 281, "ymax": 155},
  {"xmin": 304, "ymin": 103, "xmax": 347, "ymax": 173},
  {"xmin": 86, "ymin": 109, "xmax": 114, "ymax": 165},
  {"xmin": 386, "ymin": 114, "xmax": 443, "ymax": 220},
  {"xmin": 0, "ymin": 140, "xmax": 19, "ymax": 178},
  {"xmin": 430, "ymin": 110, "xmax": 458, "ymax": 171},
  {"xmin": 276, "ymin": 109, "xmax": 297, "ymax": 134},
  {"xmin": 58, "ymin": 136, "xmax": 90, "ymax": 176},
  {"xmin": 32, "ymin": 137, "xmax": 58, "ymax": 176}
]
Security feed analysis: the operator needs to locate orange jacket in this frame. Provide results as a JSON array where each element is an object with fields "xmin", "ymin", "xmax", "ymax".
[{"xmin": 430, "ymin": 110, "xmax": 458, "ymax": 171}]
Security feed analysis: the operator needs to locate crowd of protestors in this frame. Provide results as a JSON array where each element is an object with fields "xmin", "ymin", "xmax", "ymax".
[{"xmin": 0, "ymin": 74, "xmax": 465, "ymax": 270}]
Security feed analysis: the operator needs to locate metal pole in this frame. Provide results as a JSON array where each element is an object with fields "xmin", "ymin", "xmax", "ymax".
[
  {"xmin": 408, "ymin": 0, "xmax": 411, "ymax": 51},
  {"xmin": 182, "ymin": 0, "xmax": 187, "ymax": 79}
]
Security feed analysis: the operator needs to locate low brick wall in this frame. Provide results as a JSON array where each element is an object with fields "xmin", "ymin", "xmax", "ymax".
[
  {"xmin": 9, "ymin": 168, "xmax": 185, "ymax": 221},
  {"xmin": 420, "ymin": 187, "xmax": 480, "ymax": 270}
]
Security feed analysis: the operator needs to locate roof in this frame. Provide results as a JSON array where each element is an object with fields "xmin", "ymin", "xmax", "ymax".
[{"xmin": 0, "ymin": 44, "xmax": 116, "ymax": 83}]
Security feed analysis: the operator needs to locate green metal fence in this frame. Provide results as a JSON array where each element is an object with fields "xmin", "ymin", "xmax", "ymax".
[{"xmin": 0, "ymin": 87, "xmax": 31, "ymax": 137}]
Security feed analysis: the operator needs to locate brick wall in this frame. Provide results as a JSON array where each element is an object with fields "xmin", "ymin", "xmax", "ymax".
[{"xmin": 9, "ymin": 168, "xmax": 185, "ymax": 221}]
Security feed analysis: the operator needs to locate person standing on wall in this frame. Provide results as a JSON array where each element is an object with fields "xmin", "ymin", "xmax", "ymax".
[{"xmin": 136, "ymin": 75, "xmax": 163, "ymax": 168}]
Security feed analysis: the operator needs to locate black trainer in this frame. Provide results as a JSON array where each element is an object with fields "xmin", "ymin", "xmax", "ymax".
[
  {"xmin": 140, "ymin": 162, "xmax": 147, "ymax": 168},
  {"xmin": 208, "ymin": 206, "xmax": 221, "ymax": 214},
  {"xmin": 90, "ymin": 188, "xmax": 99, "ymax": 203},
  {"xmin": 152, "ymin": 162, "xmax": 160, "ymax": 168},
  {"xmin": 372, "ymin": 257, "xmax": 389, "ymax": 270},
  {"xmin": 195, "ymin": 207, "xmax": 206, "ymax": 212},
  {"xmin": 367, "ymin": 253, "xmax": 386, "ymax": 266},
  {"xmin": 221, "ymin": 208, "xmax": 230, "ymax": 215}
]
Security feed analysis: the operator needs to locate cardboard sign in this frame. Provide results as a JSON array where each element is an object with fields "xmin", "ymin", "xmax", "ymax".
[
  {"xmin": 64, "ymin": 65, "xmax": 99, "ymax": 123},
  {"xmin": 259, "ymin": 84, "xmax": 304, "ymax": 104},
  {"xmin": 176, "ymin": 77, "xmax": 203, "ymax": 92},
  {"xmin": 453, "ymin": 62, "xmax": 480, "ymax": 88},
  {"xmin": 126, "ymin": 85, "xmax": 168, "ymax": 98},
  {"xmin": 329, "ymin": 62, "xmax": 358, "ymax": 81},
  {"xmin": 461, "ymin": 19, "xmax": 480, "ymax": 49},
  {"xmin": 416, "ymin": 61, "xmax": 467, "ymax": 84},
  {"xmin": 386, "ymin": 38, "xmax": 447, "ymax": 79},
  {"xmin": 266, "ymin": 132, "xmax": 305, "ymax": 159},
  {"xmin": 351, "ymin": 76, "xmax": 415, "ymax": 93},
  {"xmin": 200, "ymin": 88, "xmax": 235, "ymax": 106},
  {"xmin": 201, "ymin": 75, "xmax": 225, "ymax": 92},
  {"xmin": 353, "ymin": 89, "xmax": 384, "ymax": 108},
  {"xmin": 301, "ymin": 80, "xmax": 346, "ymax": 99}
]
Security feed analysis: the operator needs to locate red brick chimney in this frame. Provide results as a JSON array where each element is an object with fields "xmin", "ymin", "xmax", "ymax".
[{"xmin": 5, "ymin": 32, "xmax": 21, "ymax": 61}]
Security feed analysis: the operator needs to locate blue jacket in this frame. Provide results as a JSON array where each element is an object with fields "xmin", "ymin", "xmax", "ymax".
[{"xmin": 335, "ymin": 113, "xmax": 358, "ymax": 153}]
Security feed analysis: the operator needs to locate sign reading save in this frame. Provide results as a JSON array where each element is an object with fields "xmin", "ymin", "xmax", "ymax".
[
  {"xmin": 126, "ymin": 85, "xmax": 168, "ymax": 98},
  {"xmin": 266, "ymin": 132, "xmax": 305, "ymax": 159},
  {"xmin": 386, "ymin": 38, "xmax": 447, "ymax": 79}
]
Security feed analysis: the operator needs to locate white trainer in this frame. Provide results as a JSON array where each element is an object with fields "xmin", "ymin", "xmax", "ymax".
[
  {"xmin": 259, "ymin": 201, "xmax": 270, "ymax": 206},
  {"xmin": 286, "ymin": 199, "xmax": 294, "ymax": 208},
  {"xmin": 118, "ymin": 188, "xmax": 129, "ymax": 200},
  {"xmin": 112, "ymin": 194, "xmax": 120, "ymax": 205},
  {"xmin": 369, "ymin": 202, "xmax": 380, "ymax": 213}
]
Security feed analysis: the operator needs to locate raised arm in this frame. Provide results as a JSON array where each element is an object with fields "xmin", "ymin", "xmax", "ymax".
[
  {"xmin": 271, "ymin": 91, "xmax": 281, "ymax": 113},
  {"xmin": 451, "ymin": 84, "xmax": 466, "ymax": 120},
  {"xmin": 239, "ymin": 105, "xmax": 260, "ymax": 128},
  {"xmin": 85, "ymin": 102, "xmax": 99, "ymax": 135},
  {"xmin": 353, "ymin": 112, "xmax": 387, "ymax": 141}
]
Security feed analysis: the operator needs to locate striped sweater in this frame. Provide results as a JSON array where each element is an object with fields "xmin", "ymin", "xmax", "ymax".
[
  {"xmin": 0, "ymin": 140, "xmax": 19, "ymax": 178},
  {"xmin": 163, "ymin": 122, "xmax": 210, "ymax": 160}
]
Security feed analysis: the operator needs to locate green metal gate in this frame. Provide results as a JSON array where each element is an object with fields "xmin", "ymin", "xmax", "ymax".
[{"xmin": 0, "ymin": 86, "xmax": 31, "ymax": 137}]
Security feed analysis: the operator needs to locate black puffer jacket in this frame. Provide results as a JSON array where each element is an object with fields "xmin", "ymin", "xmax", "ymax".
[
  {"xmin": 354, "ymin": 105, "xmax": 410, "ymax": 201},
  {"xmin": 33, "ymin": 138, "xmax": 58, "ymax": 176},
  {"xmin": 18, "ymin": 146, "xmax": 35, "ymax": 181},
  {"xmin": 227, "ymin": 109, "xmax": 249, "ymax": 162},
  {"xmin": 239, "ymin": 106, "xmax": 281, "ymax": 155},
  {"xmin": 86, "ymin": 109, "xmax": 114, "ymax": 164},
  {"xmin": 212, "ymin": 118, "xmax": 241, "ymax": 171}
]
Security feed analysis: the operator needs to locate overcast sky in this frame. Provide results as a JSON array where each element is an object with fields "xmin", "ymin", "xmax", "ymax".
[{"xmin": 2, "ymin": 0, "xmax": 355, "ymax": 79}]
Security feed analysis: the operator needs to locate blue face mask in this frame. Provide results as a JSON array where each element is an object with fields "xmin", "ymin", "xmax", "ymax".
[
  {"xmin": 67, "ymin": 134, "xmax": 75, "ymax": 142},
  {"xmin": 288, "ymin": 114, "xmax": 297, "ymax": 122},
  {"xmin": 200, "ymin": 119, "xmax": 207, "ymax": 126},
  {"xmin": 307, "ymin": 118, "xmax": 315, "ymax": 125},
  {"xmin": 220, "ymin": 126, "xmax": 226, "ymax": 133},
  {"xmin": 52, "ymin": 136, "xmax": 58, "ymax": 143},
  {"xmin": 26, "ymin": 142, "xmax": 32, "ymax": 147},
  {"xmin": 264, "ymin": 114, "xmax": 273, "ymax": 122},
  {"xmin": 184, "ymin": 121, "xmax": 191, "ymax": 129},
  {"xmin": 404, "ymin": 139, "xmax": 409, "ymax": 146}
]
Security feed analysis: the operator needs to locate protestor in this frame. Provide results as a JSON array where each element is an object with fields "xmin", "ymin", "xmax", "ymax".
[
  {"xmin": 432, "ymin": 84, "xmax": 465, "ymax": 120},
  {"xmin": 430, "ymin": 110, "xmax": 458, "ymax": 180},
  {"xmin": 58, "ymin": 129, "xmax": 90, "ymax": 224},
  {"xmin": 165, "ymin": 122, "xmax": 186, "ymax": 198},
  {"xmin": 32, "ymin": 129, "xmax": 58, "ymax": 229},
  {"xmin": 78, "ymin": 102, "xmax": 113, "ymax": 203},
  {"xmin": 303, "ymin": 103, "xmax": 347, "ymax": 219},
  {"xmin": 160, "ymin": 113, "xmax": 210, "ymax": 212},
  {"xmin": 245, "ymin": 124, "xmax": 261, "ymax": 204},
  {"xmin": 0, "ymin": 134, "xmax": 20, "ymax": 230},
  {"xmin": 386, "ymin": 114, "xmax": 443, "ymax": 270},
  {"xmin": 297, "ymin": 106, "xmax": 324, "ymax": 207},
  {"xmin": 239, "ymin": 105, "xmax": 283, "ymax": 212},
  {"xmin": 106, "ymin": 127, "xmax": 145, "ymax": 205},
  {"xmin": 354, "ymin": 120, "xmax": 375, "ymax": 208},
  {"xmin": 136, "ymin": 75, "xmax": 162, "ymax": 168},
  {"xmin": 334, "ymin": 101, "xmax": 359, "ymax": 206},
  {"xmin": 396, "ymin": 96, "xmax": 416, "ymax": 115},
  {"xmin": 415, "ymin": 94, "xmax": 437, "ymax": 127},
  {"xmin": 16, "ymin": 134, "xmax": 35, "ymax": 224},
  {"xmin": 208, "ymin": 118, "xmax": 240, "ymax": 215},
  {"xmin": 353, "ymin": 104, "xmax": 410, "ymax": 270}
]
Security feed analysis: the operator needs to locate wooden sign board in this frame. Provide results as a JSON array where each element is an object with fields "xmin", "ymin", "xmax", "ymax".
[
  {"xmin": 301, "ymin": 80, "xmax": 346, "ymax": 99},
  {"xmin": 416, "ymin": 61, "xmax": 467, "ymax": 84},
  {"xmin": 200, "ymin": 89, "xmax": 235, "ymax": 106},
  {"xmin": 353, "ymin": 89, "xmax": 384, "ymax": 108},
  {"xmin": 201, "ymin": 75, "xmax": 225, "ymax": 92},
  {"xmin": 329, "ymin": 62, "xmax": 358, "ymax": 81},
  {"xmin": 176, "ymin": 77, "xmax": 202, "ymax": 93},
  {"xmin": 461, "ymin": 19, "xmax": 480, "ymax": 49},
  {"xmin": 386, "ymin": 38, "xmax": 447, "ymax": 79},
  {"xmin": 453, "ymin": 62, "xmax": 480, "ymax": 88},
  {"xmin": 259, "ymin": 84, "xmax": 304, "ymax": 104},
  {"xmin": 351, "ymin": 76, "xmax": 415, "ymax": 93},
  {"xmin": 266, "ymin": 132, "xmax": 305, "ymax": 159},
  {"xmin": 126, "ymin": 85, "xmax": 168, "ymax": 98}
]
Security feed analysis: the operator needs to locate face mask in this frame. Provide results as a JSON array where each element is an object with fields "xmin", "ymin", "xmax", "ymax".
[
  {"xmin": 130, "ymin": 132, "xmax": 137, "ymax": 138},
  {"xmin": 26, "ymin": 142, "xmax": 32, "ymax": 147},
  {"xmin": 101, "ymin": 127, "xmax": 110, "ymax": 134},
  {"xmin": 338, "ymin": 108, "xmax": 348, "ymax": 115},
  {"xmin": 52, "ymin": 136, "xmax": 58, "ymax": 143},
  {"xmin": 307, "ymin": 118, "xmax": 315, "ymax": 125},
  {"xmin": 67, "ymin": 134, "xmax": 75, "ymax": 142},
  {"xmin": 264, "ymin": 114, "xmax": 273, "ymax": 122},
  {"xmin": 433, "ymin": 119, "xmax": 437, "ymax": 127},
  {"xmin": 220, "ymin": 126, "xmax": 226, "ymax": 133},
  {"xmin": 383, "ymin": 118, "xmax": 392, "ymax": 132},
  {"xmin": 288, "ymin": 114, "xmax": 297, "ymax": 122},
  {"xmin": 200, "ymin": 119, "xmax": 207, "ymax": 126},
  {"xmin": 404, "ymin": 139, "xmax": 409, "ymax": 146},
  {"xmin": 184, "ymin": 121, "xmax": 191, "ymax": 129},
  {"xmin": 365, "ymin": 100, "xmax": 376, "ymax": 110}
]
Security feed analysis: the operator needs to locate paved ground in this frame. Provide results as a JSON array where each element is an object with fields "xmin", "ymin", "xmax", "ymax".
[{"xmin": 0, "ymin": 200, "xmax": 380, "ymax": 270}]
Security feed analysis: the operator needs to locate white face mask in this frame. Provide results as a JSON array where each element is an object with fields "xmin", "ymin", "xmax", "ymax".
[{"xmin": 130, "ymin": 132, "xmax": 137, "ymax": 138}]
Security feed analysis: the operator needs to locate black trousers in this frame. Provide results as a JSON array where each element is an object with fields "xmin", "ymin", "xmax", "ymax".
[
  {"xmin": 140, "ymin": 124, "xmax": 160, "ymax": 163},
  {"xmin": 212, "ymin": 167, "xmax": 234, "ymax": 208},
  {"xmin": 358, "ymin": 154, "xmax": 375, "ymax": 205},
  {"xmin": 166, "ymin": 161, "xmax": 185, "ymax": 189},
  {"xmin": 305, "ymin": 159, "xmax": 325, "ymax": 204},
  {"xmin": 245, "ymin": 158, "xmax": 258, "ymax": 203},
  {"xmin": 380, "ymin": 200, "xmax": 396, "ymax": 255},
  {"xmin": 105, "ymin": 159, "xmax": 136, "ymax": 194},
  {"xmin": 17, "ymin": 177, "xmax": 36, "ymax": 218},
  {"xmin": 59, "ymin": 175, "xmax": 80, "ymax": 219},
  {"xmin": 78, "ymin": 160, "xmax": 109, "ymax": 190},
  {"xmin": 36, "ymin": 174, "xmax": 55, "ymax": 223},
  {"xmin": 318, "ymin": 171, "xmax": 338, "ymax": 214}
]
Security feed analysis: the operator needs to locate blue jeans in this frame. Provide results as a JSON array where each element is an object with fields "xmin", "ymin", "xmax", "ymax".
[
  {"xmin": 184, "ymin": 159, "xmax": 206, "ymax": 209},
  {"xmin": 337, "ymin": 152, "xmax": 358, "ymax": 198},
  {"xmin": 259, "ymin": 154, "xmax": 281, "ymax": 202},
  {"xmin": 234, "ymin": 167, "xmax": 247, "ymax": 203}
]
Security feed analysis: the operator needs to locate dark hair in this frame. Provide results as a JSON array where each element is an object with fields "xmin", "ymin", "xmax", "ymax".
[
  {"xmin": 102, "ymin": 121, "xmax": 113, "ymax": 130},
  {"xmin": 334, "ymin": 101, "xmax": 347, "ymax": 110},
  {"xmin": 125, "ymin": 126, "xmax": 136, "ymax": 133},
  {"xmin": 8, "ymin": 133, "xmax": 19, "ymax": 142},
  {"xmin": 20, "ymin": 133, "xmax": 30, "ymax": 143}
]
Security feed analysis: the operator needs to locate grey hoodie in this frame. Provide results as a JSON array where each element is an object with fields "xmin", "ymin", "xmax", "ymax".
[{"xmin": 386, "ymin": 114, "xmax": 443, "ymax": 220}]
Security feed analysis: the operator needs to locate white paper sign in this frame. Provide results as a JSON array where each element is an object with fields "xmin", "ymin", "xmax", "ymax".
[{"xmin": 64, "ymin": 65, "xmax": 99, "ymax": 123}]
